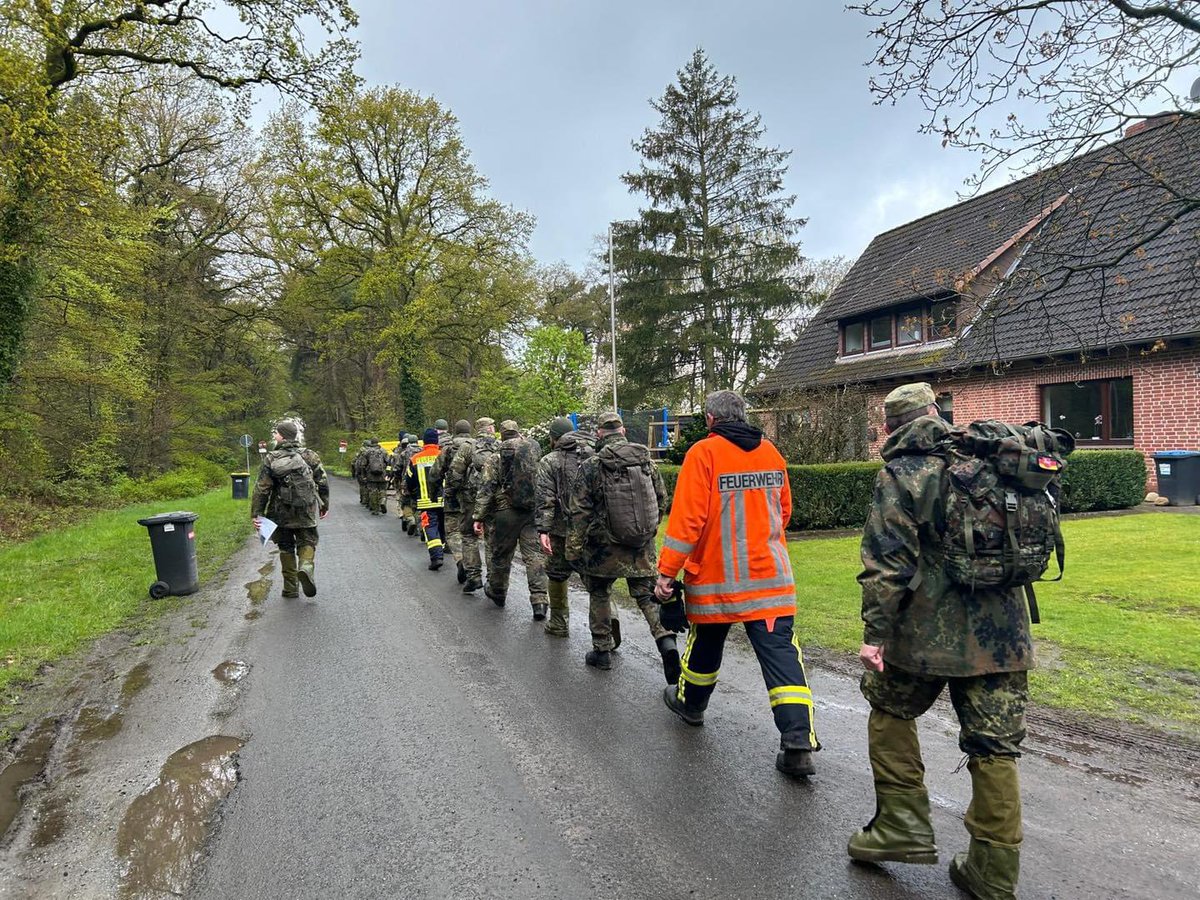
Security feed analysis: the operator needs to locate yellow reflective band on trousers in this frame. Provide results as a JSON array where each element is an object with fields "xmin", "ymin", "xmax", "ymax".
[
  {"xmin": 768, "ymin": 684, "xmax": 813, "ymax": 708},
  {"xmin": 677, "ymin": 625, "xmax": 717, "ymax": 704},
  {"xmin": 788, "ymin": 629, "xmax": 819, "ymax": 748}
]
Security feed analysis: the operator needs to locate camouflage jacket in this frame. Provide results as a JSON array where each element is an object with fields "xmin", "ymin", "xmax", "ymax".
[
  {"xmin": 431, "ymin": 433, "xmax": 475, "ymax": 512},
  {"xmin": 454, "ymin": 433, "xmax": 499, "ymax": 523},
  {"xmin": 566, "ymin": 433, "xmax": 665, "ymax": 577},
  {"xmin": 858, "ymin": 415, "xmax": 1034, "ymax": 677},
  {"xmin": 473, "ymin": 436, "xmax": 540, "ymax": 522},
  {"xmin": 251, "ymin": 441, "xmax": 329, "ymax": 528},
  {"xmin": 535, "ymin": 431, "xmax": 595, "ymax": 537},
  {"xmin": 351, "ymin": 448, "xmax": 367, "ymax": 482}
]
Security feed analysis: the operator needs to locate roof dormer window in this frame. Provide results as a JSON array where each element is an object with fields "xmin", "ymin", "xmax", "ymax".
[{"xmin": 839, "ymin": 297, "xmax": 959, "ymax": 359}]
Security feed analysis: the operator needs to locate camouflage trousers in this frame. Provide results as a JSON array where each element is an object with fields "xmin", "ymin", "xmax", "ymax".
[
  {"xmin": 486, "ymin": 508, "xmax": 548, "ymax": 608},
  {"xmin": 582, "ymin": 575, "xmax": 669, "ymax": 651},
  {"xmin": 273, "ymin": 526, "xmax": 319, "ymax": 553},
  {"xmin": 444, "ymin": 510, "xmax": 464, "ymax": 563},
  {"xmin": 861, "ymin": 666, "xmax": 1029, "ymax": 758},
  {"xmin": 357, "ymin": 479, "xmax": 367, "ymax": 505},
  {"xmin": 545, "ymin": 533, "xmax": 572, "ymax": 582},
  {"xmin": 366, "ymin": 481, "xmax": 387, "ymax": 515},
  {"xmin": 460, "ymin": 515, "xmax": 491, "ymax": 582}
]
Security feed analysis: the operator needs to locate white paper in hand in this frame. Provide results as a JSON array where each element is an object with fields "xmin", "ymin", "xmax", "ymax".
[{"xmin": 257, "ymin": 517, "xmax": 277, "ymax": 546}]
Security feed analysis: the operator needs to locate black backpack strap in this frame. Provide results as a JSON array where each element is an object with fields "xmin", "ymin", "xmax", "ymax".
[{"xmin": 1023, "ymin": 584, "xmax": 1041, "ymax": 625}]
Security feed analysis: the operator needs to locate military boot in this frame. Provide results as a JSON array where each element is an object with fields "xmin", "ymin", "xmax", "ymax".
[
  {"xmin": 296, "ymin": 546, "xmax": 317, "ymax": 598},
  {"xmin": 776, "ymin": 749, "xmax": 817, "ymax": 779},
  {"xmin": 848, "ymin": 709, "xmax": 938, "ymax": 864},
  {"xmin": 544, "ymin": 580, "xmax": 570, "ymax": 637},
  {"xmin": 656, "ymin": 635, "xmax": 681, "ymax": 685},
  {"xmin": 949, "ymin": 840, "xmax": 1020, "ymax": 900},
  {"xmin": 585, "ymin": 649, "xmax": 611, "ymax": 670},
  {"xmin": 279, "ymin": 551, "xmax": 300, "ymax": 599},
  {"xmin": 662, "ymin": 684, "xmax": 704, "ymax": 726},
  {"xmin": 949, "ymin": 756, "xmax": 1022, "ymax": 899}
]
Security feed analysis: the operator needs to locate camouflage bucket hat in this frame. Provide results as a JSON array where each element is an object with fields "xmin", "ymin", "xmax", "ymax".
[
  {"xmin": 499, "ymin": 419, "xmax": 520, "ymax": 438},
  {"xmin": 474, "ymin": 416, "xmax": 495, "ymax": 433},
  {"xmin": 884, "ymin": 382, "xmax": 936, "ymax": 418}
]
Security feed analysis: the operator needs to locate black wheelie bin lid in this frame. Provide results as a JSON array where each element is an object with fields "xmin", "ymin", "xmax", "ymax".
[{"xmin": 136, "ymin": 511, "xmax": 200, "ymax": 527}]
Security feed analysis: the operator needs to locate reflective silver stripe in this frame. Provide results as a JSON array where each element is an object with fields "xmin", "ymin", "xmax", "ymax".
[
  {"xmin": 766, "ymin": 487, "xmax": 793, "ymax": 581},
  {"xmin": 734, "ymin": 492, "xmax": 750, "ymax": 585},
  {"xmin": 685, "ymin": 574, "xmax": 796, "ymax": 596},
  {"xmin": 686, "ymin": 590, "xmax": 797, "ymax": 616},
  {"xmin": 663, "ymin": 535, "xmax": 695, "ymax": 555},
  {"xmin": 720, "ymin": 491, "xmax": 736, "ymax": 583}
]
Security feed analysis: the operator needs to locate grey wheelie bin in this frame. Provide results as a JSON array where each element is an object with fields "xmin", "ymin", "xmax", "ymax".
[{"xmin": 137, "ymin": 511, "xmax": 200, "ymax": 598}]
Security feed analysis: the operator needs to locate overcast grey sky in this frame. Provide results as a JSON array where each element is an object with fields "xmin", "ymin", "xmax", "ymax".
[{"xmin": 350, "ymin": 1, "xmax": 985, "ymax": 271}]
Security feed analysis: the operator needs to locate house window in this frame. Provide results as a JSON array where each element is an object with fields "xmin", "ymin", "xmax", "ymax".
[
  {"xmin": 897, "ymin": 308, "xmax": 923, "ymax": 345},
  {"xmin": 928, "ymin": 299, "xmax": 957, "ymax": 339},
  {"xmin": 936, "ymin": 392, "xmax": 954, "ymax": 424},
  {"xmin": 1041, "ymin": 377, "xmax": 1133, "ymax": 443},
  {"xmin": 843, "ymin": 321, "xmax": 864, "ymax": 355},
  {"xmin": 870, "ymin": 316, "xmax": 893, "ymax": 350}
]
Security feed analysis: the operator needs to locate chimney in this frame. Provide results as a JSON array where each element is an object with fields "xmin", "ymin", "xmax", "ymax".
[{"xmin": 1125, "ymin": 112, "xmax": 1181, "ymax": 138}]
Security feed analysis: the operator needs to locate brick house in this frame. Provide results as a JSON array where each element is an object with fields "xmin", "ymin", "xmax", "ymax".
[{"xmin": 756, "ymin": 116, "xmax": 1200, "ymax": 490}]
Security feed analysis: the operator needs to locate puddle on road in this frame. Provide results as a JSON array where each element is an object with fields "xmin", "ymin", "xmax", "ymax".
[
  {"xmin": 257, "ymin": 560, "xmax": 274, "ymax": 577},
  {"xmin": 0, "ymin": 718, "xmax": 57, "ymax": 840},
  {"xmin": 116, "ymin": 735, "xmax": 245, "ymax": 899},
  {"xmin": 212, "ymin": 661, "xmax": 249, "ymax": 683},
  {"xmin": 244, "ymin": 577, "xmax": 271, "ymax": 606},
  {"xmin": 30, "ymin": 791, "xmax": 67, "ymax": 848},
  {"xmin": 243, "ymin": 609, "xmax": 262, "ymax": 621}
]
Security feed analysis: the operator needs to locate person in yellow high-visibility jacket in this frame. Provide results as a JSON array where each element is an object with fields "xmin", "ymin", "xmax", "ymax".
[{"xmin": 406, "ymin": 427, "xmax": 445, "ymax": 570}]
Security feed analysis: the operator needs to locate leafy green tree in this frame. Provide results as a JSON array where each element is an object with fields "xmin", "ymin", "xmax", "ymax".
[{"xmin": 615, "ymin": 48, "xmax": 805, "ymax": 409}]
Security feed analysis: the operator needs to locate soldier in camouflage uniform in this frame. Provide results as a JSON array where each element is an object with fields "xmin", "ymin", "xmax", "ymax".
[
  {"xmin": 362, "ymin": 438, "xmax": 389, "ymax": 516},
  {"xmin": 351, "ymin": 439, "xmax": 370, "ymax": 506},
  {"xmin": 430, "ymin": 419, "xmax": 474, "ymax": 583},
  {"xmin": 251, "ymin": 419, "xmax": 329, "ymax": 599},
  {"xmin": 473, "ymin": 419, "xmax": 549, "ymax": 619},
  {"xmin": 453, "ymin": 417, "xmax": 497, "ymax": 593},
  {"xmin": 435, "ymin": 418, "xmax": 451, "ymax": 449},
  {"xmin": 567, "ymin": 411, "xmax": 679, "ymax": 681},
  {"xmin": 849, "ymin": 383, "xmax": 1031, "ymax": 900},
  {"xmin": 535, "ymin": 417, "xmax": 594, "ymax": 637}
]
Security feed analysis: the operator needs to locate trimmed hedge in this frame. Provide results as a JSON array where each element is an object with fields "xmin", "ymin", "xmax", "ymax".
[
  {"xmin": 659, "ymin": 461, "xmax": 883, "ymax": 531},
  {"xmin": 1060, "ymin": 450, "xmax": 1147, "ymax": 513},
  {"xmin": 658, "ymin": 448, "xmax": 1145, "ymax": 531}
]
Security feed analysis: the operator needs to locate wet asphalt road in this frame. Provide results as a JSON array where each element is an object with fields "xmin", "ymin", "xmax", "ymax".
[{"xmin": 186, "ymin": 478, "xmax": 1199, "ymax": 900}]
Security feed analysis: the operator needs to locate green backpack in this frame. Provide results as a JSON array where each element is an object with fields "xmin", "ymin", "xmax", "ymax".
[
  {"xmin": 269, "ymin": 450, "xmax": 319, "ymax": 511},
  {"xmin": 500, "ymin": 438, "xmax": 541, "ymax": 512},
  {"xmin": 939, "ymin": 420, "xmax": 1075, "ymax": 622},
  {"xmin": 598, "ymin": 441, "xmax": 659, "ymax": 548}
]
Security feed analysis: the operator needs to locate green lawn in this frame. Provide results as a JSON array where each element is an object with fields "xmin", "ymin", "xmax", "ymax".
[
  {"xmin": 0, "ymin": 488, "xmax": 251, "ymax": 703},
  {"xmin": 787, "ymin": 513, "xmax": 1200, "ymax": 736}
]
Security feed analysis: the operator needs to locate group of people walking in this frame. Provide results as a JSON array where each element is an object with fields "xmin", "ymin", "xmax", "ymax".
[{"xmin": 250, "ymin": 383, "xmax": 1038, "ymax": 900}]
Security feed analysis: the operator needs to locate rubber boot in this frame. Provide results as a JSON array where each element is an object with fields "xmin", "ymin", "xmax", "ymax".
[
  {"xmin": 279, "ymin": 551, "xmax": 300, "ymax": 598},
  {"xmin": 949, "ymin": 756, "xmax": 1022, "ymax": 899},
  {"xmin": 848, "ymin": 710, "xmax": 938, "ymax": 864},
  {"xmin": 296, "ymin": 545, "xmax": 317, "ymax": 598},
  {"xmin": 544, "ymin": 580, "xmax": 570, "ymax": 637},
  {"xmin": 656, "ymin": 635, "xmax": 681, "ymax": 685}
]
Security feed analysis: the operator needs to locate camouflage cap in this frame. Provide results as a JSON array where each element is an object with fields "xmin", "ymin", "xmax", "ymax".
[
  {"xmin": 368, "ymin": 437, "xmax": 380, "ymax": 445},
  {"xmin": 549, "ymin": 417, "xmax": 574, "ymax": 440},
  {"xmin": 454, "ymin": 418, "xmax": 471, "ymax": 434},
  {"xmin": 499, "ymin": 419, "xmax": 520, "ymax": 438},
  {"xmin": 596, "ymin": 410, "xmax": 623, "ymax": 431},
  {"xmin": 884, "ymin": 382, "xmax": 937, "ymax": 419},
  {"xmin": 434, "ymin": 418, "xmax": 449, "ymax": 430},
  {"xmin": 474, "ymin": 416, "xmax": 495, "ymax": 433}
]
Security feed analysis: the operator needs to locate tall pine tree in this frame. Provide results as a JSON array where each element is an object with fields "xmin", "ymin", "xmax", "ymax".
[{"xmin": 616, "ymin": 49, "xmax": 805, "ymax": 408}]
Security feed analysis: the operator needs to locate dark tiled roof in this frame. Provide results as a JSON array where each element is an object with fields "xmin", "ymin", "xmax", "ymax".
[{"xmin": 760, "ymin": 118, "xmax": 1200, "ymax": 394}]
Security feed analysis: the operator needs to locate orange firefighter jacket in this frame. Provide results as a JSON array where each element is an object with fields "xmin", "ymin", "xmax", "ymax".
[
  {"xmin": 407, "ymin": 444, "xmax": 444, "ymax": 510},
  {"xmin": 657, "ymin": 433, "xmax": 796, "ymax": 624}
]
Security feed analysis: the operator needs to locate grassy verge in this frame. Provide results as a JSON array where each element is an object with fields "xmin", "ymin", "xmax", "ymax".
[
  {"xmin": 785, "ymin": 513, "xmax": 1200, "ymax": 736},
  {"xmin": 0, "ymin": 487, "xmax": 252, "ymax": 703}
]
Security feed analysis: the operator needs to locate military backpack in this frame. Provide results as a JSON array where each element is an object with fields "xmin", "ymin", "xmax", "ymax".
[
  {"xmin": 937, "ymin": 420, "xmax": 1074, "ymax": 622},
  {"xmin": 464, "ymin": 440, "xmax": 498, "ymax": 510},
  {"xmin": 499, "ymin": 438, "xmax": 540, "ymax": 512},
  {"xmin": 365, "ymin": 446, "xmax": 387, "ymax": 478},
  {"xmin": 598, "ymin": 441, "xmax": 659, "ymax": 548},
  {"xmin": 268, "ymin": 450, "xmax": 319, "ymax": 511}
]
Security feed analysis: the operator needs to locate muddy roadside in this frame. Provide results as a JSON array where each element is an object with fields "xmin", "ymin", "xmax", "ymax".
[{"xmin": 0, "ymin": 538, "xmax": 269, "ymax": 899}]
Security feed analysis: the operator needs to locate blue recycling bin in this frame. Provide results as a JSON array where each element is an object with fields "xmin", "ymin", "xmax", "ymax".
[
  {"xmin": 1153, "ymin": 451, "xmax": 1200, "ymax": 506},
  {"xmin": 137, "ymin": 511, "xmax": 200, "ymax": 598}
]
